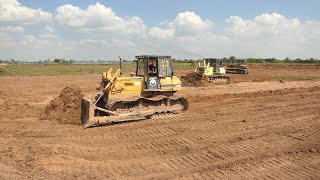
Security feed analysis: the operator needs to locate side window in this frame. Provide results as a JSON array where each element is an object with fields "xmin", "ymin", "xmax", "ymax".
[
  {"xmin": 138, "ymin": 59, "xmax": 145, "ymax": 76},
  {"xmin": 158, "ymin": 58, "xmax": 172, "ymax": 77}
]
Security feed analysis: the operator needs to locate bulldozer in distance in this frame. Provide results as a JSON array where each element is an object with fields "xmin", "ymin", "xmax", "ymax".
[
  {"xmin": 225, "ymin": 59, "xmax": 250, "ymax": 74},
  {"xmin": 181, "ymin": 58, "xmax": 230, "ymax": 86},
  {"xmin": 81, "ymin": 55, "xmax": 188, "ymax": 128}
]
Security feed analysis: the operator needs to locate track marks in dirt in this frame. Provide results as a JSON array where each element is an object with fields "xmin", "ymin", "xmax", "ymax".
[
  {"xmin": 1, "ymin": 85, "xmax": 320, "ymax": 179},
  {"xmin": 184, "ymin": 153, "xmax": 320, "ymax": 180}
]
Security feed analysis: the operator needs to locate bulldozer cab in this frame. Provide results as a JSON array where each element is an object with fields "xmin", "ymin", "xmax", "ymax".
[
  {"xmin": 204, "ymin": 58, "xmax": 223, "ymax": 73},
  {"xmin": 230, "ymin": 59, "xmax": 246, "ymax": 67},
  {"xmin": 238, "ymin": 59, "xmax": 246, "ymax": 64},
  {"xmin": 238, "ymin": 60, "xmax": 246, "ymax": 66},
  {"xmin": 135, "ymin": 55, "xmax": 174, "ymax": 90}
]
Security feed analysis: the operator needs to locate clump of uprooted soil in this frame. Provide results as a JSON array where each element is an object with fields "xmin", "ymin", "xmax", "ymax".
[
  {"xmin": 181, "ymin": 72, "xmax": 209, "ymax": 87},
  {"xmin": 41, "ymin": 86, "xmax": 84, "ymax": 125}
]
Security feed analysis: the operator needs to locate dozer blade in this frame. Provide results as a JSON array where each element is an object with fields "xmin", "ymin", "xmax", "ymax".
[
  {"xmin": 81, "ymin": 97, "xmax": 156, "ymax": 129},
  {"xmin": 81, "ymin": 98, "xmax": 96, "ymax": 128}
]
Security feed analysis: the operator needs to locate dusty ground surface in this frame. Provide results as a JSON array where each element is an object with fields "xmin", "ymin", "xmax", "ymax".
[{"xmin": 0, "ymin": 64, "xmax": 320, "ymax": 179}]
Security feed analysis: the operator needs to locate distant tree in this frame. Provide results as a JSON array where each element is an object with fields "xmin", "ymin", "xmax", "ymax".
[
  {"xmin": 228, "ymin": 56, "xmax": 235, "ymax": 64},
  {"xmin": 308, "ymin": 58, "xmax": 315, "ymax": 63},
  {"xmin": 53, "ymin": 59, "xmax": 60, "ymax": 64},
  {"xmin": 294, "ymin": 58, "xmax": 302, "ymax": 63},
  {"xmin": 265, "ymin": 58, "xmax": 276, "ymax": 63},
  {"xmin": 54, "ymin": 58, "xmax": 70, "ymax": 64},
  {"xmin": 284, "ymin": 57, "xmax": 291, "ymax": 63}
]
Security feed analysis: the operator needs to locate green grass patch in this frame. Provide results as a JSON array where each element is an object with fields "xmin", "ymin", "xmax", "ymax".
[
  {"xmin": 0, "ymin": 63, "xmax": 194, "ymax": 77},
  {"xmin": 172, "ymin": 63, "xmax": 195, "ymax": 70},
  {"xmin": 0, "ymin": 64, "xmax": 136, "ymax": 76},
  {"xmin": 276, "ymin": 75, "xmax": 320, "ymax": 82}
]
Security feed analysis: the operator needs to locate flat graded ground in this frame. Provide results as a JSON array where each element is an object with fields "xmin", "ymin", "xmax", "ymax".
[{"xmin": 0, "ymin": 64, "xmax": 320, "ymax": 179}]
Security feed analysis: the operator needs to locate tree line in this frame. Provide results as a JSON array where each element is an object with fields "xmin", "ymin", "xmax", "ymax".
[
  {"xmin": 173, "ymin": 56, "xmax": 320, "ymax": 64},
  {"xmin": 1, "ymin": 57, "xmax": 320, "ymax": 64}
]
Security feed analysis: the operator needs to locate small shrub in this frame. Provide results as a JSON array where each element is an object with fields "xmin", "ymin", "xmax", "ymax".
[{"xmin": 0, "ymin": 68, "xmax": 6, "ymax": 75}]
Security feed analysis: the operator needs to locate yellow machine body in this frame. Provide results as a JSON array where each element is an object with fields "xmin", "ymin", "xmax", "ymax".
[
  {"xmin": 181, "ymin": 58, "xmax": 230, "ymax": 86},
  {"xmin": 81, "ymin": 56, "xmax": 187, "ymax": 128},
  {"xmin": 195, "ymin": 61, "xmax": 227, "ymax": 76},
  {"xmin": 103, "ymin": 69, "xmax": 182, "ymax": 101}
]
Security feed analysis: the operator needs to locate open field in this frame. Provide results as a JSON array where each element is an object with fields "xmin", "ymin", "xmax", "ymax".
[
  {"xmin": 0, "ymin": 64, "xmax": 133, "ymax": 76},
  {"xmin": 0, "ymin": 64, "xmax": 320, "ymax": 179}
]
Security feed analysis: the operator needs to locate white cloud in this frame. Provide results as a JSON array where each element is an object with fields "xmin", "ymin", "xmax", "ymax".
[
  {"xmin": 79, "ymin": 39, "xmax": 136, "ymax": 49},
  {"xmin": 170, "ymin": 11, "xmax": 213, "ymax": 36},
  {"xmin": 298, "ymin": 21, "xmax": 320, "ymax": 43},
  {"xmin": 0, "ymin": 32, "xmax": 16, "ymax": 47},
  {"xmin": 67, "ymin": 38, "xmax": 140, "ymax": 60},
  {"xmin": 145, "ymin": 12, "xmax": 320, "ymax": 59},
  {"xmin": 0, "ymin": 26, "xmax": 24, "ymax": 32},
  {"xmin": 224, "ymin": 13, "xmax": 320, "ymax": 58},
  {"xmin": 149, "ymin": 11, "xmax": 213, "ymax": 38},
  {"xmin": 17, "ymin": 26, "xmax": 58, "ymax": 49},
  {"xmin": 55, "ymin": 3, "xmax": 146, "ymax": 35},
  {"xmin": 43, "ymin": 25, "xmax": 55, "ymax": 34},
  {"xmin": 111, "ymin": 39, "xmax": 136, "ymax": 48},
  {"xmin": 225, "ymin": 13, "xmax": 301, "ymax": 37},
  {"xmin": 148, "ymin": 27, "xmax": 174, "ymax": 39},
  {"xmin": 0, "ymin": 0, "xmax": 52, "ymax": 24},
  {"xmin": 39, "ymin": 25, "xmax": 56, "ymax": 39},
  {"xmin": 144, "ymin": 11, "xmax": 217, "ymax": 58},
  {"xmin": 20, "ymin": 35, "xmax": 49, "ymax": 48},
  {"xmin": 79, "ymin": 39, "xmax": 111, "ymax": 48}
]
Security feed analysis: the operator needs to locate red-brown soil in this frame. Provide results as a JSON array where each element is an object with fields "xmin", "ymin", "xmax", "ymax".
[
  {"xmin": 181, "ymin": 72, "xmax": 209, "ymax": 87},
  {"xmin": 0, "ymin": 64, "xmax": 320, "ymax": 179}
]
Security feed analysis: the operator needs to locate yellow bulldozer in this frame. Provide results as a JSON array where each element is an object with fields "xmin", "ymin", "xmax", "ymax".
[
  {"xmin": 181, "ymin": 58, "xmax": 230, "ymax": 86},
  {"xmin": 81, "ymin": 55, "xmax": 188, "ymax": 128}
]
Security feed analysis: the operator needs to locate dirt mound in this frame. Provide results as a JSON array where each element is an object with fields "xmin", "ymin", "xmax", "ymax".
[
  {"xmin": 41, "ymin": 86, "xmax": 84, "ymax": 125},
  {"xmin": 181, "ymin": 72, "xmax": 209, "ymax": 87}
]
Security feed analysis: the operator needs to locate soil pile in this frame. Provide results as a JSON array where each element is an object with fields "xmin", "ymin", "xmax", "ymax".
[
  {"xmin": 41, "ymin": 86, "xmax": 84, "ymax": 125},
  {"xmin": 181, "ymin": 72, "xmax": 209, "ymax": 87}
]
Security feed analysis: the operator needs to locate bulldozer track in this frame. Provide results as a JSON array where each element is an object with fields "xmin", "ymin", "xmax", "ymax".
[{"xmin": 81, "ymin": 95, "xmax": 188, "ymax": 128}]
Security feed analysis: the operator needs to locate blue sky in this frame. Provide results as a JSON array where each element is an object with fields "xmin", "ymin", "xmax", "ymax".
[
  {"xmin": 21, "ymin": 0, "xmax": 320, "ymax": 22},
  {"xmin": 1, "ymin": 0, "xmax": 320, "ymax": 60}
]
